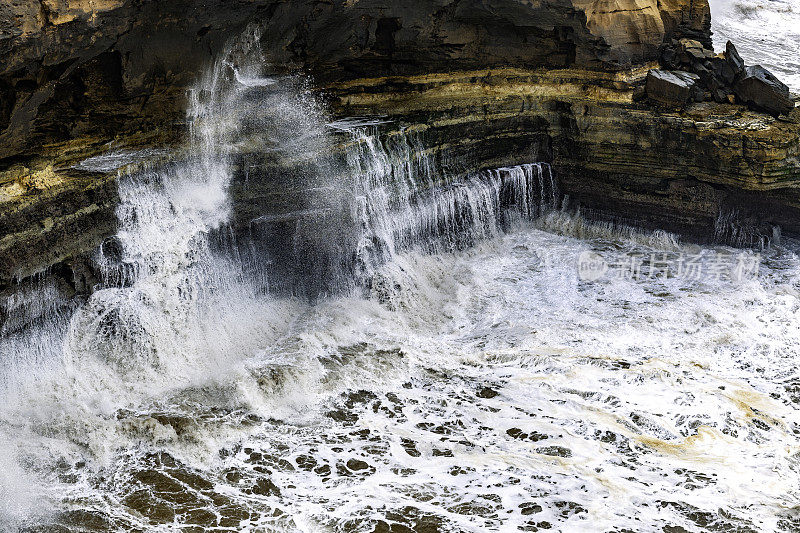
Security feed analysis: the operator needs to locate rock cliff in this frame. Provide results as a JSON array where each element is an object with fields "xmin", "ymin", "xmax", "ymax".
[
  {"xmin": 0, "ymin": 0, "xmax": 709, "ymax": 166},
  {"xmin": 2, "ymin": 0, "xmax": 799, "ymax": 298},
  {"xmin": 325, "ymin": 68, "xmax": 800, "ymax": 241}
]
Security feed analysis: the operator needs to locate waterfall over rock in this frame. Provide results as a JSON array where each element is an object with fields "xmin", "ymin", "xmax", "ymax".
[
  {"xmin": 343, "ymin": 129, "xmax": 559, "ymax": 286},
  {"xmin": 0, "ymin": 28, "xmax": 563, "ymax": 530}
]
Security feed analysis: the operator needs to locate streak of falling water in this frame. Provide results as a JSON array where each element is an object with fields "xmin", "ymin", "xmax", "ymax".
[
  {"xmin": 345, "ymin": 129, "xmax": 559, "ymax": 284},
  {"xmin": 0, "ymin": 28, "xmax": 562, "ymax": 528},
  {"xmin": 0, "ymin": 28, "xmax": 311, "ymax": 527}
]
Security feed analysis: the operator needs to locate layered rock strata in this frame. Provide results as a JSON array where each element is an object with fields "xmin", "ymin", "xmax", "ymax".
[
  {"xmin": 2, "ymin": 0, "xmax": 799, "ymax": 300},
  {"xmin": 0, "ymin": 0, "xmax": 712, "ymax": 168},
  {"xmin": 325, "ymin": 68, "xmax": 800, "ymax": 241}
]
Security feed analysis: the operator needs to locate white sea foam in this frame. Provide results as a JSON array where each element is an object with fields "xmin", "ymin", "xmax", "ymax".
[
  {"xmin": 6, "ymin": 182, "xmax": 798, "ymax": 531},
  {"xmin": 712, "ymin": 0, "xmax": 800, "ymax": 92}
]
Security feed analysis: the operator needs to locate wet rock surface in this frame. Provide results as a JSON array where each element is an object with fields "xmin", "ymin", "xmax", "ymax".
[
  {"xmin": 3, "ymin": 66, "xmax": 800, "ymax": 297},
  {"xmin": 15, "ymin": 274, "xmax": 800, "ymax": 532},
  {"xmin": 1, "ymin": 0, "xmax": 799, "ymax": 297},
  {"xmin": 0, "ymin": 0, "xmax": 711, "ymax": 289},
  {"xmin": 326, "ymin": 69, "xmax": 800, "ymax": 244}
]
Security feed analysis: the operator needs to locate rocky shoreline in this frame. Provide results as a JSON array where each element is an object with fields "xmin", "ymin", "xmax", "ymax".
[{"xmin": 1, "ymin": 0, "xmax": 799, "ymax": 298}]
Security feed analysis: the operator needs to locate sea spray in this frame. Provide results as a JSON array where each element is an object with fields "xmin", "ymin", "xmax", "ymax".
[
  {"xmin": 0, "ymin": 34, "xmax": 564, "ymax": 528},
  {"xmin": 0, "ymin": 28, "xmax": 317, "ymax": 524},
  {"xmin": 3, "ymin": 19, "xmax": 796, "ymax": 532}
]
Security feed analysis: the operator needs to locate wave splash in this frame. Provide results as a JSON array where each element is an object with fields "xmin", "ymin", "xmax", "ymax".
[
  {"xmin": 0, "ymin": 26, "xmax": 565, "ymax": 531},
  {"xmin": 711, "ymin": 0, "xmax": 800, "ymax": 92},
  {"xmin": 2, "ymin": 18, "xmax": 799, "ymax": 532}
]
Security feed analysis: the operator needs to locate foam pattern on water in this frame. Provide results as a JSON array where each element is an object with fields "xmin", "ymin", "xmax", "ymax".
[
  {"xmin": 712, "ymin": 0, "xmax": 800, "ymax": 92},
  {"xmin": 0, "ymin": 59, "xmax": 563, "ymax": 533},
  {"xmin": 14, "ymin": 222, "xmax": 800, "ymax": 532}
]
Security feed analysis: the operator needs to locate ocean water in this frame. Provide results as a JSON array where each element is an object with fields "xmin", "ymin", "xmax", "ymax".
[
  {"xmin": 711, "ymin": 0, "xmax": 800, "ymax": 92},
  {"xmin": 1, "ymin": 10, "xmax": 799, "ymax": 533},
  {"xmin": 4, "ymin": 212, "xmax": 799, "ymax": 532}
]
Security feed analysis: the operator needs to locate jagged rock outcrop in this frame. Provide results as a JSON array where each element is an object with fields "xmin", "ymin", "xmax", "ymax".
[
  {"xmin": 574, "ymin": 0, "xmax": 710, "ymax": 65},
  {"xmin": 655, "ymin": 36, "xmax": 794, "ymax": 115}
]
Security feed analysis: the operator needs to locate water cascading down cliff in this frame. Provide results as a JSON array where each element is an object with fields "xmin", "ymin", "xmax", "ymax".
[{"xmin": 0, "ymin": 30, "xmax": 560, "ymax": 523}]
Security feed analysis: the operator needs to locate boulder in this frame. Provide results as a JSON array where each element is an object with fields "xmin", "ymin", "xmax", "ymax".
[
  {"xmin": 655, "ymin": 36, "xmax": 795, "ymax": 114},
  {"xmin": 674, "ymin": 71, "xmax": 705, "ymax": 101},
  {"xmin": 711, "ymin": 55, "xmax": 737, "ymax": 85},
  {"xmin": 694, "ymin": 63, "xmax": 715, "ymax": 87},
  {"xmin": 685, "ymin": 47, "xmax": 707, "ymax": 62},
  {"xmin": 679, "ymin": 39, "xmax": 704, "ymax": 53},
  {"xmin": 661, "ymin": 46, "xmax": 679, "ymax": 70},
  {"xmin": 645, "ymin": 70, "xmax": 702, "ymax": 106},
  {"xmin": 733, "ymin": 65, "xmax": 795, "ymax": 116},
  {"xmin": 711, "ymin": 88, "xmax": 731, "ymax": 104}
]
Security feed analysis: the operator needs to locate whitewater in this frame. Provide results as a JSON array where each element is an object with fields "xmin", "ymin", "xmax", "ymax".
[
  {"xmin": 711, "ymin": 0, "xmax": 800, "ymax": 92},
  {"xmin": 0, "ymin": 7, "xmax": 798, "ymax": 533}
]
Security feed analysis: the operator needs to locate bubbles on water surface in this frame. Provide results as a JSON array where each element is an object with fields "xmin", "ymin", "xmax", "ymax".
[
  {"xmin": 712, "ymin": 0, "xmax": 800, "ymax": 92},
  {"xmin": 7, "ymin": 222, "xmax": 800, "ymax": 533}
]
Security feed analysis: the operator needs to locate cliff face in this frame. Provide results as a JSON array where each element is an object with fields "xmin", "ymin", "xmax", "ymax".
[
  {"xmin": 4, "ymin": 0, "xmax": 798, "ymax": 298},
  {"xmin": 0, "ymin": 0, "xmax": 708, "ymax": 167},
  {"xmin": 326, "ymin": 68, "xmax": 800, "ymax": 238}
]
